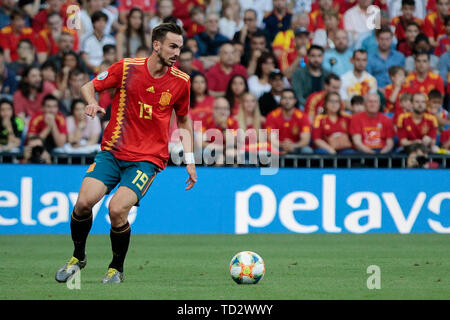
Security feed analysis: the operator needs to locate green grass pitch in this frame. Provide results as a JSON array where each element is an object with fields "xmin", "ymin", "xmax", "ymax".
[{"xmin": 0, "ymin": 234, "xmax": 449, "ymax": 300}]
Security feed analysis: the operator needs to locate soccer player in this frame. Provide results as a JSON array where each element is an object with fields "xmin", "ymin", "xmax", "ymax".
[{"xmin": 55, "ymin": 23, "xmax": 197, "ymax": 284}]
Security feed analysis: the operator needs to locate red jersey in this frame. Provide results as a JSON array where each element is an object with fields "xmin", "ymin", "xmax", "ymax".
[
  {"xmin": 384, "ymin": 83, "xmax": 409, "ymax": 116},
  {"xmin": 36, "ymin": 27, "xmax": 79, "ymax": 55},
  {"xmin": 304, "ymin": 90, "xmax": 345, "ymax": 120},
  {"xmin": 92, "ymin": 57, "xmax": 190, "ymax": 169},
  {"xmin": 32, "ymin": 8, "xmax": 69, "ymax": 33},
  {"xmin": 423, "ymin": 11, "xmax": 448, "ymax": 41},
  {"xmin": 205, "ymin": 62, "xmax": 248, "ymax": 93},
  {"xmin": 185, "ymin": 23, "xmax": 206, "ymax": 38},
  {"xmin": 0, "ymin": 25, "xmax": 35, "ymax": 61},
  {"xmin": 405, "ymin": 72, "xmax": 445, "ymax": 95},
  {"xmin": 434, "ymin": 36, "xmax": 450, "ymax": 56},
  {"xmin": 396, "ymin": 40, "xmax": 413, "ymax": 57},
  {"xmin": 264, "ymin": 107, "xmax": 311, "ymax": 143},
  {"xmin": 190, "ymin": 95, "xmax": 215, "ymax": 122},
  {"xmin": 27, "ymin": 111, "xmax": 68, "ymax": 139},
  {"xmin": 396, "ymin": 112, "xmax": 438, "ymax": 141},
  {"xmin": 307, "ymin": 9, "xmax": 344, "ymax": 33},
  {"xmin": 391, "ymin": 16, "xmax": 422, "ymax": 42},
  {"xmin": 350, "ymin": 112, "xmax": 394, "ymax": 149},
  {"xmin": 440, "ymin": 129, "xmax": 450, "ymax": 147},
  {"xmin": 172, "ymin": 0, "xmax": 205, "ymax": 27},
  {"xmin": 118, "ymin": 0, "xmax": 155, "ymax": 12},
  {"xmin": 312, "ymin": 113, "xmax": 352, "ymax": 142},
  {"xmin": 202, "ymin": 115, "xmax": 239, "ymax": 145}
]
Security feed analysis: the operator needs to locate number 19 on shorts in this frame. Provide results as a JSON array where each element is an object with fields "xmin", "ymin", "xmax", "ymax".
[{"xmin": 132, "ymin": 170, "xmax": 149, "ymax": 190}]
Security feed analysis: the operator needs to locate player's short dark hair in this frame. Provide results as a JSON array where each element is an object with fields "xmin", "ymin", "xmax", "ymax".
[
  {"xmin": 42, "ymin": 94, "xmax": 59, "ymax": 106},
  {"xmin": 402, "ymin": 0, "xmax": 416, "ymax": 7},
  {"xmin": 0, "ymin": 46, "xmax": 3, "ymax": 55},
  {"xmin": 353, "ymin": 49, "xmax": 367, "ymax": 58},
  {"xmin": 428, "ymin": 89, "xmax": 443, "ymax": 100},
  {"xmin": 324, "ymin": 73, "xmax": 340, "ymax": 85},
  {"xmin": 91, "ymin": 11, "xmax": 108, "ymax": 24},
  {"xmin": 307, "ymin": 44, "xmax": 324, "ymax": 55},
  {"xmin": 350, "ymin": 95, "xmax": 364, "ymax": 106},
  {"xmin": 151, "ymin": 22, "xmax": 184, "ymax": 46},
  {"xmin": 103, "ymin": 44, "xmax": 116, "ymax": 55},
  {"xmin": 388, "ymin": 65, "xmax": 405, "ymax": 78}
]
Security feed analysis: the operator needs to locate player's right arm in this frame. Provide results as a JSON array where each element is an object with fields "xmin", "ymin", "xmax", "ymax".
[
  {"xmin": 81, "ymin": 60, "xmax": 124, "ymax": 119},
  {"xmin": 81, "ymin": 81, "xmax": 106, "ymax": 119}
]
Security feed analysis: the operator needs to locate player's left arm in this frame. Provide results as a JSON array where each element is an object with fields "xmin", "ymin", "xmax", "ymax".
[
  {"xmin": 177, "ymin": 114, "xmax": 197, "ymax": 190},
  {"xmin": 175, "ymin": 80, "xmax": 197, "ymax": 190}
]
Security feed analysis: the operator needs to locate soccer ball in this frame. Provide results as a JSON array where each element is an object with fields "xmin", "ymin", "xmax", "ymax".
[{"xmin": 229, "ymin": 251, "xmax": 265, "ymax": 284}]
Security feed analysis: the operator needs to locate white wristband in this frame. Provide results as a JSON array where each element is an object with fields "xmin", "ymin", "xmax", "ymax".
[{"xmin": 185, "ymin": 152, "xmax": 195, "ymax": 164}]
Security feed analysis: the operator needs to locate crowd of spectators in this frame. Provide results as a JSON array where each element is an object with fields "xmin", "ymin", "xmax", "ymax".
[{"xmin": 0, "ymin": 0, "xmax": 450, "ymax": 167}]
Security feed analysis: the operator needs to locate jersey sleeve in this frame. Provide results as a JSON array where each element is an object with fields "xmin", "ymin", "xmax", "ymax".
[
  {"xmin": 349, "ymin": 115, "xmax": 361, "ymax": 136},
  {"xmin": 92, "ymin": 60, "xmax": 124, "ymax": 92},
  {"xmin": 173, "ymin": 78, "xmax": 190, "ymax": 116}
]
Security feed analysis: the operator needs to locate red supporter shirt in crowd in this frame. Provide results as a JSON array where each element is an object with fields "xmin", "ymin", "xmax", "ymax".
[
  {"xmin": 384, "ymin": 83, "xmax": 409, "ymax": 116},
  {"xmin": 32, "ymin": 8, "xmax": 69, "ymax": 33},
  {"xmin": 36, "ymin": 26, "xmax": 79, "ymax": 55},
  {"xmin": 202, "ymin": 115, "xmax": 239, "ymax": 144},
  {"xmin": 423, "ymin": 11, "xmax": 448, "ymax": 41},
  {"xmin": 92, "ymin": 57, "xmax": 190, "ymax": 169},
  {"xmin": 186, "ymin": 23, "xmax": 206, "ymax": 38},
  {"xmin": 118, "ymin": 0, "xmax": 155, "ymax": 13},
  {"xmin": 27, "ymin": 111, "xmax": 68, "ymax": 138},
  {"xmin": 405, "ymin": 72, "xmax": 445, "ymax": 95},
  {"xmin": 0, "ymin": 25, "xmax": 36, "ymax": 61},
  {"xmin": 172, "ymin": 0, "xmax": 205, "ymax": 27},
  {"xmin": 312, "ymin": 113, "xmax": 352, "ymax": 142},
  {"xmin": 304, "ymin": 90, "xmax": 345, "ymax": 120},
  {"xmin": 440, "ymin": 129, "xmax": 450, "ymax": 147},
  {"xmin": 307, "ymin": 9, "xmax": 344, "ymax": 33},
  {"xmin": 205, "ymin": 62, "xmax": 248, "ymax": 94},
  {"xmin": 13, "ymin": 81, "xmax": 57, "ymax": 118},
  {"xmin": 397, "ymin": 40, "xmax": 413, "ymax": 57},
  {"xmin": 264, "ymin": 107, "xmax": 311, "ymax": 143},
  {"xmin": 396, "ymin": 112, "xmax": 438, "ymax": 142},
  {"xmin": 391, "ymin": 16, "xmax": 422, "ymax": 42},
  {"xmin": 190, "ymin": 95, "xmax": 215, "ymax": 122},
  {"xmin": 434, "ymin": 36, "xmax": 450, "ymax": 56},
  {"xmin": 350, "ymin": 112, "xmax": 395, "ymax": 149}
]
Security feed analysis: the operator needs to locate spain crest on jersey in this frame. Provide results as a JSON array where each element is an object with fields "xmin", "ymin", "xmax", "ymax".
[{"xmin": 159, "ymin": 91, "xmax": 172, "ymax": 106}]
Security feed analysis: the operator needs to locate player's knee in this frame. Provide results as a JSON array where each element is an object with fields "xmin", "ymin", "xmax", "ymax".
[
  {"xmin": 74, "ymin": 198, "xmax": 94, "ymax": 216},
  {"xmin": 108, "ymin": 202, "xmax": 129, "ymax": 226}
]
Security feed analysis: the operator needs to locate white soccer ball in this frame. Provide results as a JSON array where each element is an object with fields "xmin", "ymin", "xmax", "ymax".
[{"xmin": 229, "ymin": 251, "xmax": 265, "ymax": 284}]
